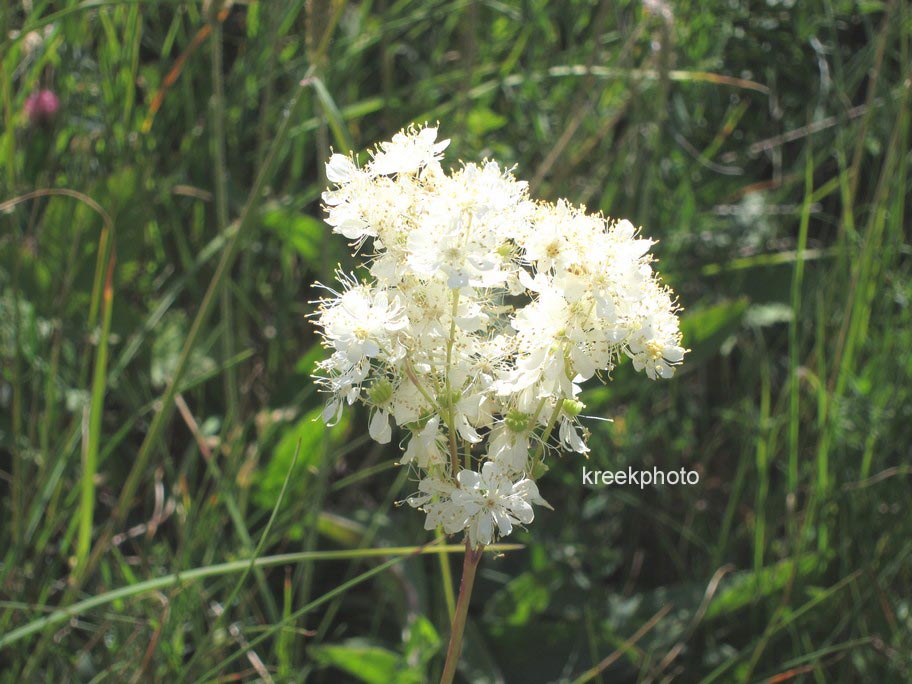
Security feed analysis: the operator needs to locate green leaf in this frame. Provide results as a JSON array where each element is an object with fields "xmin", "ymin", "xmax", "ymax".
[
  {"xmin": 260, "ymin": 203, "xmax": 324, "ymax": 264},
  {"xmin": 488, "ymin": 571, "xmax": 551, "ymax": 627},
  {"xmin": 253, "ymin": 406, "xmax": 348, "ymax": 509},
  {"xmin": 467, "ymin": 107, "xmax": 508, "ymax": 136},
  {"xmin": 315, "ymin": 511, "xmax": 367, "ymax": 547},
  {"xmin": 403, "ymin": 616, "xmax": 441, "ymax": 667},
  {"xmin": 311, "ymin": 640, "xmax": 421, "ymax": 684},
  {"xmin": 705, "ymin": 554, "xmax": 820, "ymax": 620},
  {"xmin": 679, "ymin": 298, "xmax": 749, "ymax": 367},
  {"xmin": 246, "ymin": 1, "xmax": 260, "ymax": 36},
  {"xmin": 744, "ymin": 302, "xmax": 793, "ymax": 328}
]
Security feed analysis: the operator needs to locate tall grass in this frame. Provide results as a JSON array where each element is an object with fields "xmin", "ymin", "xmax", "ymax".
[{"xmin": 1, "ymin": 1, "xmax": 910, "ymax": 681}]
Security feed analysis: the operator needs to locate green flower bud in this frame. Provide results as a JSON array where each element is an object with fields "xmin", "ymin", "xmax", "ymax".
[
  {"xmin": 368, "ymin": 378, "xmax": 394, "ymax": 406},
  {"xmin": 562, "ymin": 399, "xmax": 585, "ymax": 417},
  {"xmin": 437, "ymin": 389, "xmax": 462, "ymax": 409},
  {"xmin": 505, "ymin": 409, "xmax": 530, "ymax": 433}
]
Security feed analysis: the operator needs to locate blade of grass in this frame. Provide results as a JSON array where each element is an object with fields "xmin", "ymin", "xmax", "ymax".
[
  {"xmin": 276, "ymin": 568, "xmax": 294, "ymax": 679},
  {"xmin": 208, "ymin": 0, "xmax": 239, "ymax": 426},
  {"xmin": 0, "ymin": 543, "xmax": 521, "ymax": 651},
  {"xmin": 786, "ymin": 148, "xmax": 814, "ymax": 534},
  {"xmin": 76, "ymin": 227, "xmax": 116, "ymax": 568},
  {"xmin": 311, "ymin": 467, "xmax": 413, "ymax": 647},
  {"xmin": 0, "ymin": 190, "xmax": 114, "ymax": 557},
  {"xmin": 17, "ymin": 66, "xmax": 319, "ymax": 678},
  {"xmin": 831, "ymin": 59, "xmax": 910, "ymax": 400},
  {"xmin": 173, "ymin": 393, "xmax": 279, "ymax": 623},
  {"xmin": 699, "ymin": 571, "xmax": 860, "ymax": 684},
  {"xmin": 753, "ymin": 329, "xmax": 771, "ymax": 573},
  {"xmin": 743, "ymin": 571, "xmax": 862, "ymax": 681},
  {"xmin": 845, "ymin": 0, "xmax": 897, "ymax": 209},
  {"xmin": 308, "ymin": 74, "xmax": 355, "ymax": 153},
  {"xmin": 753, "ymin": 637, "xmax": 874, "ymax": 684}
]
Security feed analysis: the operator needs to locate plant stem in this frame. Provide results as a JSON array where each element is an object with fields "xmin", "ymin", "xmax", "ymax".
[
  {"xmin": 209, "ymin": 1, "xmax": 239, "ymax": 427},
  {"xmin": 440, "ymin": 539, "xmax": 484, "ymax": 684}
]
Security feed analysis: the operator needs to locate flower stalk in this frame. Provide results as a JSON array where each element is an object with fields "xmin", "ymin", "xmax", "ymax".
[{"xmin": 440, "ymin": 539, "xmax": 484, "ymax": 684}]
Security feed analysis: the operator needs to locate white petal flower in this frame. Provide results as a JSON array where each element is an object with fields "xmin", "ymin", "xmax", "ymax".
[
  {"xmin": 325, "ymin": 153, "xmax": 359, "ymax": 184},
  {"xmin": 449, "ymin": 462, "xmax": 543, "ymax": 546},
  {"xmin": 406, "ymin": 477, "xmax": 465, "ymax": 534},
  {"xmin": 402, "ymin": 417, "xmax": 447, "ymax": 468},
  {"xmin": 325, "ymin": 202, "xmax": 374, "ymax": 241},
  {"xmin": 312, "ymin": 124, "xmax": 685, "ymax": 543},
  {"xmin": 486, "ymin": 424, "xmax": 531, "ymax": 476},
  {"xmin": 369, "ymin": 408, "xmax": 392, "ymax": 444},
  {"xmin": 368, "ymin": 125, "xmax": 450, "ymax": 176},
  {"xmin": 559, "ymin": 417, "xmax": 589, "ymax": 454},
  {"xmin": 317, "ymin": 283, "xmax": 407, "ymax": 363}
]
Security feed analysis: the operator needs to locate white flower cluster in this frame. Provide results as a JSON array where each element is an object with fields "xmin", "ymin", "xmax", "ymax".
[{"xmin": 313, "ymin": 124, "xmax": 685, "ymax": 547}]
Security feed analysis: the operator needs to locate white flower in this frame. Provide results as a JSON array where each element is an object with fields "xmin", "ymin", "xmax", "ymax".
[
  {"xmin": 627, "ymin": 336, "xmax": 686, "ymax": 379},
  {"xmin": 406, "ymin": 220, "xmax": 471, "ymax": 288},
  {"xmin": 316, "ymin": 282, "xmax": 407, "ymax": 363},
  {"xmin": 368, "ymin": 125, "xmax": 450, "ymax": 176},
  {"xmin": 559, "ymin": 417, "xmax": 589, "ymax": 454},
  {"xmin": 450, "ymin": 462, "xmax": 549, "ymax": 546},
  {"xmin": 325, "ymin": 153, "xmax": 360, "ymax": 184},
  {"xmin": 625, "ymin": 292, "xmax": 686, "ymax": 380},
  {"xmin": 324, "ymin": 201, "xmax": 373, "ymax": 242},
  {"xmin": 406, "ymin": 476, "xmax": 464, "ymax": 534},
  {"xmin": 486, "ymin": 424, "xmax": 531, "ymax": 476},
  {"xmin": 369, "ymin": 406, "xmax": 393, "ymax": 444},
  {"xmin": 402, "ymin": 416, "xmax": 447, "ymax": 468},
  {"xmin": 313, "ymin": 124, "xmax": 685, "ymax": 544}
]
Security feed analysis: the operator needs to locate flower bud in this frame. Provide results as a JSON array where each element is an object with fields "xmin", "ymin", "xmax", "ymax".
[
  {"xmin": 562, "ymin": 399, "xmax": 585, "ymax": 418},
  {"xmin": 24, "ymin": 89, "xmax": 59, "ymax": 124},
  {"xmin": 505, "ymin": 409, "xmax": 530, "ymax": 433},
  {"xmin": 367, "ymin": 378, "xmax": 393, "ymax": 406}
]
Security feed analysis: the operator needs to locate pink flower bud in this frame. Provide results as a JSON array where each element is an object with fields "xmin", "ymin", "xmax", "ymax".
[{"xmin": 24, "ymin": 89, "xmax": 60, "ymax": 123}]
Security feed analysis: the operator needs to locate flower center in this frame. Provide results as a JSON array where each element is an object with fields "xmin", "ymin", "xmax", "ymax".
[{"xmin": 646, "ymin": 340, "xmax": 664, "ymax": 360}]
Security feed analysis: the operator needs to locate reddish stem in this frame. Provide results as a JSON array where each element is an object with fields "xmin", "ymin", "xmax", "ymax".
[{"xmin": 439, "ymin": 539, "xmax": 484, "ymax": 684}]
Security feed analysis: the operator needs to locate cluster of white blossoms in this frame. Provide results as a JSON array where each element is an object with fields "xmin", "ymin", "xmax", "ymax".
[{"xmin": 313, "ymin": 125, "xmax": 685, "ymax": 547}]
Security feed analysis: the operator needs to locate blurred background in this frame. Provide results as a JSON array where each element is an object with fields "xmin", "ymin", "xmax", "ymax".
[{"xmin": 1, "ymin": 0, "xmax": 910, "ymax": 681}]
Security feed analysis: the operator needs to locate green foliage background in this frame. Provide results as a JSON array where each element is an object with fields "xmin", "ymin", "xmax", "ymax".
[{"xmin": 1, "ymin": 0, "xmax": 910, "ymax": 681}]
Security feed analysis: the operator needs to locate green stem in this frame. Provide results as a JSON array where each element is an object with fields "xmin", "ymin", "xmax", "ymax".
[
  {"xmin": 76, "ymin": 233, "xmax": 115, "ymax": 568},
  {"xmin": 440, "ymin": 539, "xmax": 483, "ymax": 684},
  {"xmin": 529, "ymin": 399, "xmax": 564, "ymax": 473},
  {"xmin": 209, "ymin": 2, "xmax": 239, "ymax": 426},
  {"xmin": 437, "ymin": 530, "xmax": 457, "ymax": 623},
  {"xmin": 444, "ymin": 289, "xmax": 462, "ymax": 475},
  {"xmin": 403, "ymin": 356, "xmax": 439, "ymax": 409}
]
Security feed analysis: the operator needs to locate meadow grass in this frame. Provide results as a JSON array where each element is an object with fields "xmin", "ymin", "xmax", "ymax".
[{"xmin": 1, "ymin": 0, "xmax": 910, "ymax": 681}]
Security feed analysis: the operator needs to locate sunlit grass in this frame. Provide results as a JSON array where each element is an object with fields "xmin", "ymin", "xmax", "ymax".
[{"xmin": 1, "ymin": 0, "xmax": 910, "ymax": 681}]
